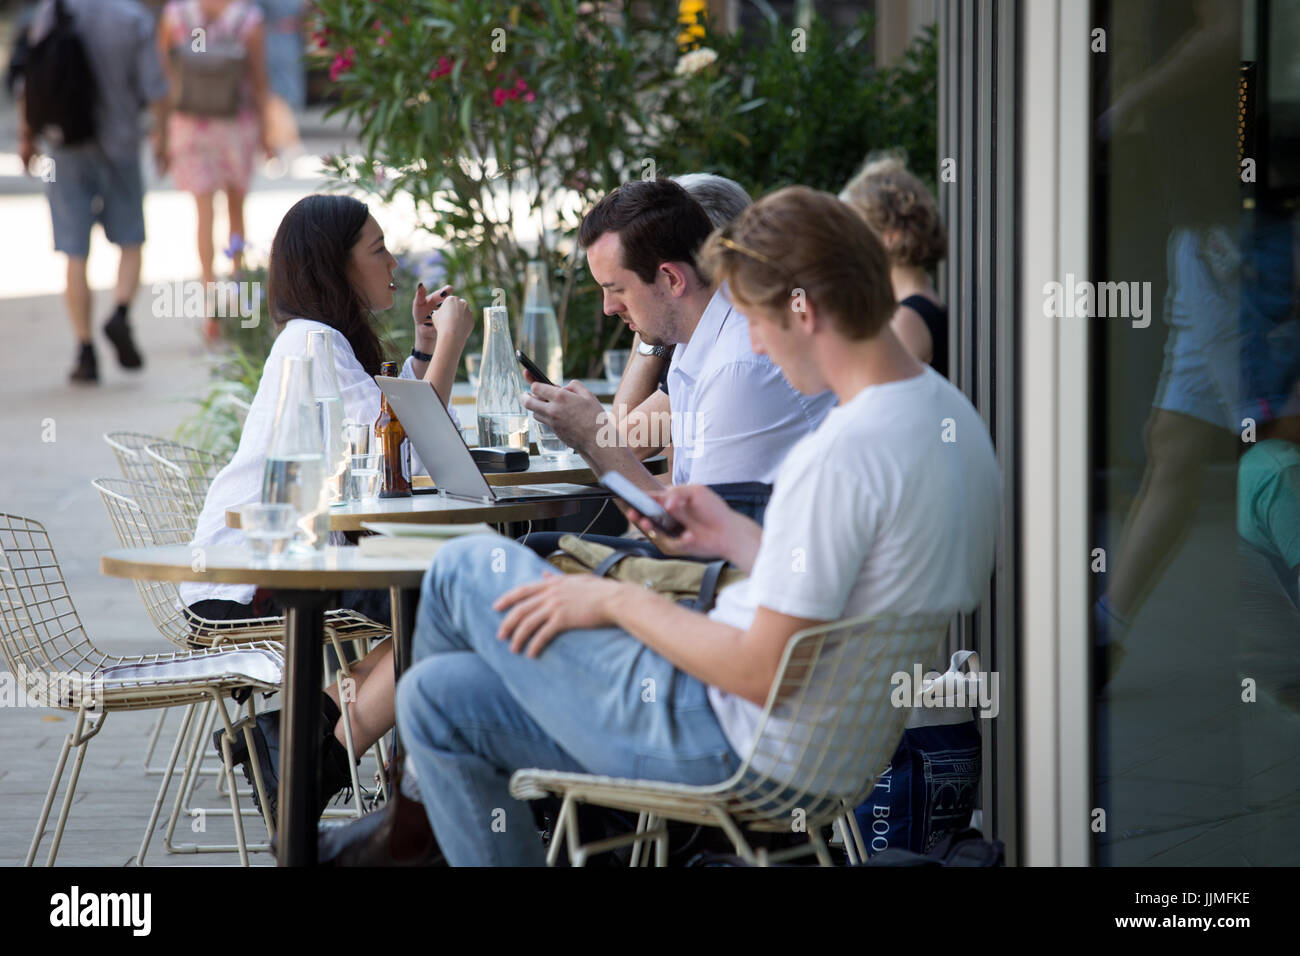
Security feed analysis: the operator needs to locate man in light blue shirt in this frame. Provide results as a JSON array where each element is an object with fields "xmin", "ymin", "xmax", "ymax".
[{"xmin": 526, "ymin": 178, "xmax": 834, "ymax": 521}]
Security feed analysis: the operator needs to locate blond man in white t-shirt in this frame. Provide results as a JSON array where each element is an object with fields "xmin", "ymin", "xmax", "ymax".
[{"xmin": 394, "ymin": 186, "xmax": 1001, "ymax": 866}]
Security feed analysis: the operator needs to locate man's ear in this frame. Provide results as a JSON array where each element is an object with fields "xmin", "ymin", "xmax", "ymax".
[
  {"xmin": 659, "ymin": 261, "xmax": 693, "ymax": 297},
  {"xmin": 794, "ymin": 296, "xmax": 819, "ymax": 335}
]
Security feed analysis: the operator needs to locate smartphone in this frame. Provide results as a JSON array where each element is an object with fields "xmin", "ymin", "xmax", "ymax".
[
  {"xmin": 516, "ymin": 349, "xmax": 554, "ymax": 387},
  {"xmin": 599, "ymin": 471, "xmax": 684, "ymax": 536}
]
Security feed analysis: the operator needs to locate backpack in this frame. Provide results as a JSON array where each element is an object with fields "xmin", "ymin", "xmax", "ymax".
[
  {"xmin": 22, "ymin": 0, "xmax": 97, "ymax": 148},
  {"xmin": 170, "ymin": 1, "xmax": 252, "ymax": 118}
]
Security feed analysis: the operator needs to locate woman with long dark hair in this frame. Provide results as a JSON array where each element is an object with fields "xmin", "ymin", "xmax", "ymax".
[{"xmin": 182, "ymin": 194, "xmax": 472, "ymax": 816}]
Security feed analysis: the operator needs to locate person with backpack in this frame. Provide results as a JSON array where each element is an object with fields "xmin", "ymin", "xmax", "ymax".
[
  {"xmin": 17, "ymin": 0, "xmax": 169, "ymax": 384},
  {"xmin": 157, "ymin": 0, "xmax": 272, "ymax": 344}
]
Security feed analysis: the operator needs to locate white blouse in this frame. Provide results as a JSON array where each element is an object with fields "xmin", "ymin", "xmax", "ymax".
[{"xmin": 180, "ymin": 318, "xmax": 449, "ymax": 607}]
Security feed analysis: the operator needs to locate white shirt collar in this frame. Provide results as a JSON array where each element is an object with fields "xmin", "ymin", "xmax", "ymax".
[{"xmin": 672, "ymin": 287, "xmax": 733, "ymax": 380}]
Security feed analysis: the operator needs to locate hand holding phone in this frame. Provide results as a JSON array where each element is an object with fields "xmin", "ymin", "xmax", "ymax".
[
  {"xmin": 599, "ymin": 471, "xmax": 684, "ymax": 536},
  {"xmin": 516, "ymin": 349, "xmax": 554, "ymax": 387}
]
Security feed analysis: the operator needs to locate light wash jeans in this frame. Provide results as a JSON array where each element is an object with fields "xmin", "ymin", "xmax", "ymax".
[{"xmin": 395, "ymin": 535, "xmax": 742, "ymax": 866}]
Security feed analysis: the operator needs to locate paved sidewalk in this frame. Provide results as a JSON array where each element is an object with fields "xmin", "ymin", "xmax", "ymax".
[{"xmin": 0, "ymin": 96, "xmax": 368, "ymax": 866}]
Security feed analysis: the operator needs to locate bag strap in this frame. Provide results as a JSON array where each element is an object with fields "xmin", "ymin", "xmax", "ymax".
[
  {"xmin": 692, "ymin": 559, "xmax": 728, "ymax": 612},
  {"xmin": 592, "ymin": 550, "xmax": 631, "ymax": 579}
]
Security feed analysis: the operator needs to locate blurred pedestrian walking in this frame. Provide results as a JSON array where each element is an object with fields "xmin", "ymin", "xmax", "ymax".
[
  {"xmin": 17, "ymin": 0, "xmax": 168, "ymax": 384},
  {"xmin": 157, "ymin": 0, "xmax": 271, "ymax": 344}
]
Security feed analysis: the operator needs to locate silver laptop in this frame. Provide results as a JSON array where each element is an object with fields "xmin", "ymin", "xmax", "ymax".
[{"xmin": 376, "ymin": 376, "xmax": 604, "ymax": 504}]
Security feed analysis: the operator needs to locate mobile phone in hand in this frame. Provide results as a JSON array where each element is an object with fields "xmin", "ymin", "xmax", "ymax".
[
  {"xmin": 599, "ymin": 471, "xmax": 684, "ymax": 536},
  {"xmin": 516, "ymin": 349, "xmax": 554, "ymax": 387}
]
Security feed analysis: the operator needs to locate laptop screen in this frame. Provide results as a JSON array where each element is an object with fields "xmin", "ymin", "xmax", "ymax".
[{"xmin": 374, "ymin": 377, "xmax": 495, "ymax": 500}]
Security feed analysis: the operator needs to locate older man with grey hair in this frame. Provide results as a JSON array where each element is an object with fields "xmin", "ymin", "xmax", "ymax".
[{"xmin": 608, "ymin": 173, "xmax": 753, "ymax": 462}]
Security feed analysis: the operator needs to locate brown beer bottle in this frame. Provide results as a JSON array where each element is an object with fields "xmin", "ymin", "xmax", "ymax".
[{"xmin": 375, "ymin": 361, "xmax": 411, "ymax": 497}]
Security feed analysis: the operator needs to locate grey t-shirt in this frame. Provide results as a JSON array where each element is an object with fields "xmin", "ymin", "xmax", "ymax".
[{"xmin": 29, "ymin": 0, "xmax": 168, "ymax": 159}]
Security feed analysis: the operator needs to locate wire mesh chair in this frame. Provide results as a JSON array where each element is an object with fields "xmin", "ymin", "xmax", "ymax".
[
  {"xmin": 144, "ymin": 440, "xmax": 230, "ymax": 521},
  {"xmin": 509, "ymin": 611, "xmax": 953, "ymax": 867},
  {"xmin": 0, "ymin": 513, "xmax": 281, "ymax": 866},
  {"xmin": 93, "ymin": 478, "xmax": 393, "ymax": 811},
  {"xmin": 104, "ymin": 431, "xmax": 169, "ymax": 484}
]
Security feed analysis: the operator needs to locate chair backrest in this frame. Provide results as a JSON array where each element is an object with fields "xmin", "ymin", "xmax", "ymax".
[
  {"xmin": 104, "ymin": 431, "xmax": 169, "ymax": 484},
  {"xmin": 92, "ymin": 478, "xmax": 194, "ymax": 649},
  {"xmin": 0, "ymin": 514, "xmax": 101, "ymax": 700},
  {"xmin": 144, "ymin": 440, "xmax": 228, "ymax": 519},
  {"xmin": 727, "ymin": 611, "xmax": 953, "ymax": 827}
]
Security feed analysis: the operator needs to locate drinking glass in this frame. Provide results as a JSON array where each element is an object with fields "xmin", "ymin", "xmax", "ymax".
[
  {"xmin": 534, "ymin": 419, "xmax": 569, "ymax": 460},
  {"xmin": 240, "ymin": 503, "xmax": 297, "ymax": 563},
  {"xmin": 465, "ymin": 352, "xmax": 483, "ymax": 391},
  {"xmin": 603, "ymin": 348, "xmax": 631, "ymax": 384},
  {"xmin": 346, "ymin": 453, "xmax": 383, "ymax": 503},
  {"xmin": 341, "ymin": 419, "xmax": 371, "ymax": 457}
]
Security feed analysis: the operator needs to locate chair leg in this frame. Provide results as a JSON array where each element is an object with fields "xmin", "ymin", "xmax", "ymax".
[
  {"xmin": 45, "ymin": 709, "xmax": 98, "ymax": 867},
  {"xmin": 544, "ymin": 792, "xmax": 573, "ymax": 867},
  {"xmin": 239, "ymin": 695, "xmax": 276, "ymax": 840},
  {"xmin": 26, "ymin": 710, "xmax": 82, "ymax": 866},
  {"xmin": 141, "ymin": 708, "xmax": 168, "ymax": 775},
  {"xmin": 629, "ymin": 812, "xmax": 649, "ymax": 867},
  {"xmin": 212, "ymin": 693, "xmax": 250, "ymax": 867},
  {"xmin": 164, "ymin": 699, "xmax": 211, "ymax": 852},
  {"xmin": 842, "ymin": 809, "xmax": 868, "ymax": 864},
  {"xmin": 138, "ymin": 704, "xmax": 196, "ymax": 866},
  {"xmin": 808, "ymin": 827, "xmax": 834, "ymax": 867},
  {"xmin": 335, "ymin": 668, "xmax": 365, "ymax": 817},
  {"xmin": 373, "ymin": 734, "xmax": 390, "ymax": 805},
  {"xmin": 653, "ymin": 814, "xmax": 668, "ymax": 867},
  {"xmin": 710, "ymin": 807, "xmax": 759, "ymax": 866}
]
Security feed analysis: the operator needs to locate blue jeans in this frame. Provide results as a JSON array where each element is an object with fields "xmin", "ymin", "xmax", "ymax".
[{"xmin": 395, "ymin": 535, "xmax": 743, "ymax": 866}]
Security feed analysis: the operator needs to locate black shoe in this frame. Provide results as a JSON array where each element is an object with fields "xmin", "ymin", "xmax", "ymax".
[
  {"xmin": 69, "ymin": 343, "xmax": 97, "ymax": 383},
  {"xmin": 222, "ymin": 713, "xmax": 353, "ymax": 823},
  {"xmin": 213, "ymin": 692, "xmax": 342, "ymax": 767},
  {"xmin": 103, "ymin": 308, "xmax": 143, "ymax": 369},
  {"xmin": 318, "ymin": 733, "xmax": 355, "ymax": 818},
  {"xmin": 239, "ymin": 712, "xmax": 282, "ymax": 822}
]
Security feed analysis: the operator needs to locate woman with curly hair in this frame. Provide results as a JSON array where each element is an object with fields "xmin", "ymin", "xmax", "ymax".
[{"xmin": 841, "ymin": 155, "xmax": 950, "ymax": 378}]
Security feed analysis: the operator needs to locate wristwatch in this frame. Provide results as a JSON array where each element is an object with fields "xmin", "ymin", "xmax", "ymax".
[
  {"xmin": 410, "ymin": 346, "xmax": 433, "ymax": 362},
  {"xmin": 636, "ymin": 341, "xmax": 673, "ymax": 359}
]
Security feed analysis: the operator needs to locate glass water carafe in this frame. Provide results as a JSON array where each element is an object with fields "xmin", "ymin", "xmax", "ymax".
[
  {"xmin": 306, "ymin": 330, "xmax": 347, "ymax": 504},
  {"xmin": 521, "ymin": 261, "xmax": 567, "ymax": 457},
  {"xmin": 476, "ymin": 305, "xmax": 531, "ymax": 450},
  {"xmin": 261, "ymin": 355, "xmax": 329, "ymax": 552},
  {"xmin": 521, "ymin": 260, "xmax": 563, "ymax": 383}
]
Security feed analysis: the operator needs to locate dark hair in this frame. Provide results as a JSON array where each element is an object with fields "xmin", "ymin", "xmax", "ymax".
[
  {"xmin": 699, "ymin": 186, "xmax": 896, "ymax": 341},
  {"xmin": 267, "ymin": 194, "xmax": 386, "ymax": 376},
  {"xmin": 578, "ymin": 178, "xmax": 714, "ymax": 284}
]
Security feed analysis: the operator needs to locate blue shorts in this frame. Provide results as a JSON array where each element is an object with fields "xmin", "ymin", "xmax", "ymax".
[{"xmin": 45, "ymin": 145, "xmax": 146, "ymax": 258}]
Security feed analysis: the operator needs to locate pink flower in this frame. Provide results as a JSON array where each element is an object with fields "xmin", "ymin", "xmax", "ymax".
[
  {"xmin": 523, "ymin": 90, "xmax": 535, "ymax": 102},
  {"xmin": 515, "ymin": 79, "xmax": 527, "ymax": 91},
  {"xmin": 373, "ymin": 19, "xmax": 384, "ymax": 31},
  {"xmin": 377, "ymin": 35, "xmax": 387, "ymax": 46},
  {"xmin": 430, "ymin": 56, "xmax": 454, "ymax": 80},
  {"xmin": 329, "ymin": 47, "xmax": 356, "ymax": 83},
  {"xmin": 492, "ymin": 88, "xmax": 508, "ymax": 107}
]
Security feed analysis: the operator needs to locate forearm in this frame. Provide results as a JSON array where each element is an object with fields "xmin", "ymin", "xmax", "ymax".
[
  {"xmin": 717, "ymin": 515, "xmax": 763, "ymax": 575},
  {"xmin": 423, "ymin": 332, "xmax": 464, "ymax": 405},
  {"xmin": 149, "ymin": 98, "xmax": 169, "ymax": 137},
  {"xmin": 581, "ymin": 440, "xmax": 663, "ymax": 494},
  {"xmin": 612, "ymin": 343, "xmax": 668, "ymax": 422},
  {"xmin": 617, "ymin": 389, "xmax": 671, "ymax": 460},
  {"xmin": 603, "ymin": 584, "xmax": 771, "ymax": 704}
]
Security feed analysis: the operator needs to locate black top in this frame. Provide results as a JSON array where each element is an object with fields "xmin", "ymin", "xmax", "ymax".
[{"xmin": 900, "ymin": 294, "xmax": 949, "ymax": 380}]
